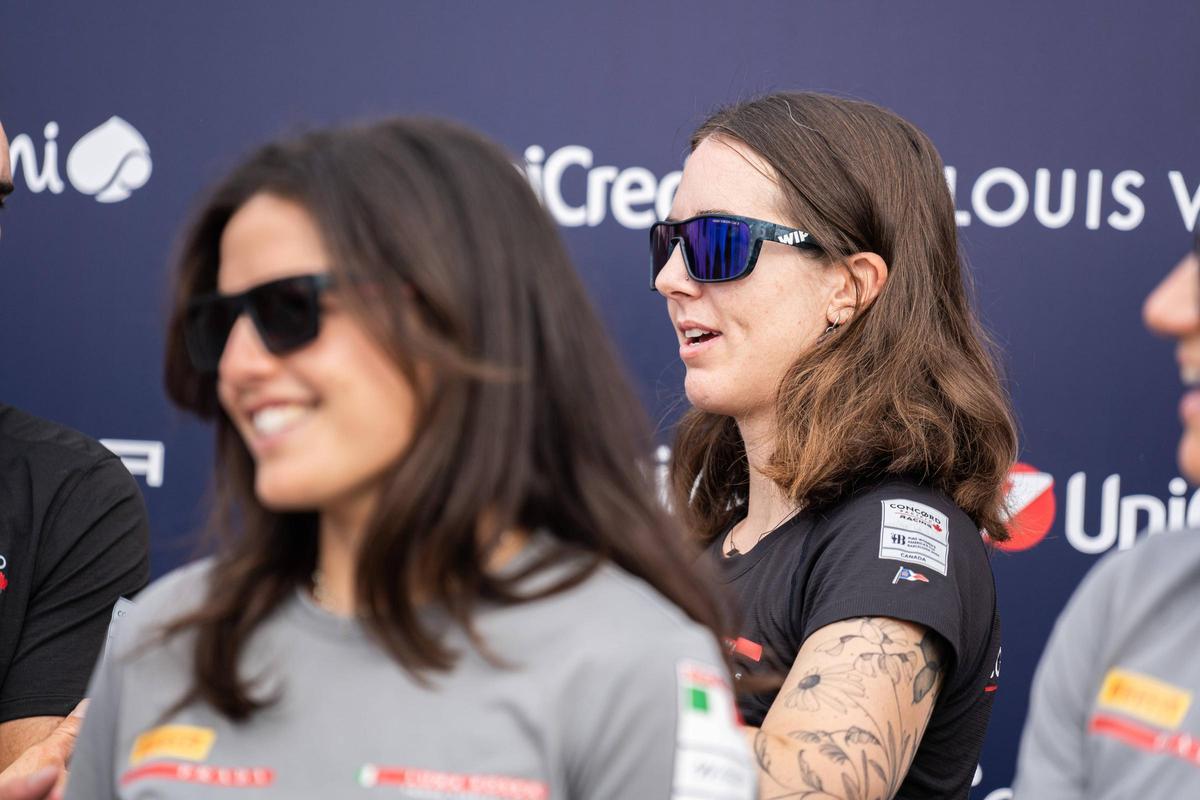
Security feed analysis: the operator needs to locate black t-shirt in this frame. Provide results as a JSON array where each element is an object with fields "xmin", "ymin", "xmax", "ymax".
[
  {"xmin": 710, "ymin": 480, "xmax": 1001, "ymax": 800},
  {"xmin": 0, "ymin": 404, "xmax": 150, "ymax": 722}
]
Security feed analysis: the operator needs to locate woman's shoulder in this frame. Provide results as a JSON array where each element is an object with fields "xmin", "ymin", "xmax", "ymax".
[
  {"xmin": 816, "ymin": 479, "xmax": 977, "ymax": 537},
  {"xmin": 119, "ymin": 558, "xmax": 216, "ymax": 638},
  {"xmin": 807, "ymin": 478, "xmax": 991, "ymax": 580},
  {"xmin": 503, "ymin": 554, "xmax": 722, "ymax": 667}
]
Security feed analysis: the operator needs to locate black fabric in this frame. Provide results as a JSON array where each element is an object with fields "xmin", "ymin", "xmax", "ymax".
[
  {"xmin": 0, "ymin": 404, "xmax": 150, "ymax": 723},
  {"xmin": 710, "ymin": 480, "xmax": 1001, "ymax": 800}
]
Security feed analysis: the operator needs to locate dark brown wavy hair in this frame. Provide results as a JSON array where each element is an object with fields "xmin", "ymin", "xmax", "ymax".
[
  {"xmin": 671, "ymin": 92, "xmax": 1018, "ymax": 543},
  {"xmin": 163, "ymin": 117, "xmax": 728, "ymax": 720}
]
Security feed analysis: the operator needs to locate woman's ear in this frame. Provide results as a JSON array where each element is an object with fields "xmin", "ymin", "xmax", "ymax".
[{"xmin": 828, "ymin": 251, "xmax": 889, "ymax": 322}]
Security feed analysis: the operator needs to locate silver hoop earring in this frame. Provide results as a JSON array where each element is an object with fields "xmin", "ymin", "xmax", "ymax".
[{"xmin": 823, "ymin": 310, "xmax": 849, "ymax": 336}]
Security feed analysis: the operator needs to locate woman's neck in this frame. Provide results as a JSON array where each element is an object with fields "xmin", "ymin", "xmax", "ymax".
[
  {"xmin": 314, "ymin": 494, "xmax": 374, "ymax": 617},
  {"xmin": 314, "ymin": 498, "xmax": 532, "ymax": 617},
  {"xmin": 729, "ymin": 413, "xmax": 799, "ymax": 552}
]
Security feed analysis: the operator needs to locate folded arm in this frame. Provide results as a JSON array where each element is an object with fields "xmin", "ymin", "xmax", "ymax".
[{"xmin": 747, "ymin": 616, "xmax": 946, "ymax": 800}]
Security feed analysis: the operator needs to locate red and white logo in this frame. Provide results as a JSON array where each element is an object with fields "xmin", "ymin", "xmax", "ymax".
[{"xmin": 994, "ymin": 463, "xmax": 1056, "ymax": 552}]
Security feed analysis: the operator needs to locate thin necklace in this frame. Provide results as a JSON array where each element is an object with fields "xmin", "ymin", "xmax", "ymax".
[{"xmin": 724, "ymin": 505, "xmax": 802, "ymax": 557}]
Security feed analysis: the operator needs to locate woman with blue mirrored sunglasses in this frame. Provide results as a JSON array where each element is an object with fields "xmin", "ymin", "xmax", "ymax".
[{"xmin": 655, "ymin": 92, "xmax": 1018, "ymax": 800}]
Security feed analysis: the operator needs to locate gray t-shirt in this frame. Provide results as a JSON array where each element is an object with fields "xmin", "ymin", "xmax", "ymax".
[
  {"xmin": 1013, "ymin": 529, "xmax": 1200, "ymax": 799},
  {"xmin": 65, "ymin": 553, "xmax": 756, "ymax": 800}
]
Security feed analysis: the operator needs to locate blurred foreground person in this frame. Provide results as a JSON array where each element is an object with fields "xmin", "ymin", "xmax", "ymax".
[
  {"xmin": 64, "ymin": 118, "xmax": 755, "ymax": 799},
  {"xmin": 0, "ymin": 120, "xmax": 150, "ymax": 799},
  {"xmin": 1013, "ymin": 230, "xmax": 1200, "ymax": 798},
  {"xmin": 654, "ymin": 92, "xmax": 1017, "ymax": 799}
]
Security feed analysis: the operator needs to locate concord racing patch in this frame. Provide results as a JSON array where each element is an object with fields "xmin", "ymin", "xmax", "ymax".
[{"xmin": 878, "ymin": 499, "xmax": 950, "ymax": 576}]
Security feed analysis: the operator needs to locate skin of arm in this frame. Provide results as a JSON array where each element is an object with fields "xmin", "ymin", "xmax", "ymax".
[
  {"xmin": 0, "ymin": 703, "xmax": 87, "ymax": 799},
  {"xmin": 0, "ymin": 720, "xmax": 62, "ymax": 774},
  {"xmin": 747, "ymin": 617, "xmax": 947, "ymax": 800}
]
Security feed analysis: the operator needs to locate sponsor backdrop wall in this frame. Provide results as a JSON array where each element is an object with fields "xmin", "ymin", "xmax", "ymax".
[{"xmin": 2, "ymin": 2, "xmax": 1198, "ymax": 795}]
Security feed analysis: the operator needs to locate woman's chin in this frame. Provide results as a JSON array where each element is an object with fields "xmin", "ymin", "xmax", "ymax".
[{"xmin": 254, "ymin": 472, "xmax": 321, "ymax": 512}]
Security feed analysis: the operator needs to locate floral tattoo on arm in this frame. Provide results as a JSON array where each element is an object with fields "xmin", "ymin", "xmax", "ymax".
[{"xmin": 753, "ymin": 617, "xmax": 946, "ymax": 800}]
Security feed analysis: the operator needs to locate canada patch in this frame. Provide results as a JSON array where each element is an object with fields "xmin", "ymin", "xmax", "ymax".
[{"xmin": 878, "ymin": 499, "xmax": 950, "ymax": 576}]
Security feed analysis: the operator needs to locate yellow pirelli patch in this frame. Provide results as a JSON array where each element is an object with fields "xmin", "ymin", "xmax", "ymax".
[
  {"xmin": 1097, "ymin": 668, "xmax": 1193, "ymax": 730},
  {"xmin": 129, "ymin": 725, "xmax": 215, "ymax": 765}
]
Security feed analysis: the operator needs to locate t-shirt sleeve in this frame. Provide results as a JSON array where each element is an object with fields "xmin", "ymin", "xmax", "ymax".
[
  {"xmin": 62, "ymin": 608, "xmax": 127, "ymax": 800},
  {"xmin": 566, "ymin": 626, "xmax": 756, "ymax": 800},
  {"xmin": 1011, "ymin": 552, "xmax": 1120, "ymax": 800},
  {"xmin": 796, "ymin": 490, "xmax": 994, "ymax": 675},
  {"xmin": 0, "ymin": 455, "xmax": 150, "ymax": 722}
]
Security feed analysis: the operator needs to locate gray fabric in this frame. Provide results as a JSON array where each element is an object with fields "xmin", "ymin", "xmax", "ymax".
[
  {"xmin": 1013, "ymin": 529, "xmax": 1200, "ymax": 799},
  {"xmin": 65, "ymin": 549, "xmax": 756, "ymax": 799}
]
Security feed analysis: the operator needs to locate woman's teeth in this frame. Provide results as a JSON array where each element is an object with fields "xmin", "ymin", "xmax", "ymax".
[
  {"xmin": 684, "ymin": 328, "xmax": 719, "ymax": 345},
  {"xmin": 251, "ymin": 405, "xmax": 310, "ymax": 436}
]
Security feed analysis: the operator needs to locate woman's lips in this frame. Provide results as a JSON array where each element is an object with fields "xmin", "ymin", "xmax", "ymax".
[{"xmin": 680, "ymin": 332, "xmax": 721, "ymax": 361}]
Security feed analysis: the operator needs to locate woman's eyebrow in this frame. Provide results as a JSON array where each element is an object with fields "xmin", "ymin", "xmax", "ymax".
[{"xmin": 664, "ymin": 208, "xmax": 734, "ymax": 223}]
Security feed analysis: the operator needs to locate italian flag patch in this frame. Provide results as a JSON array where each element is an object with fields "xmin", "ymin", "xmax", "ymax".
[{"xmin": 672, "ymin": 660, "xmax": 755, "ymax": 800}]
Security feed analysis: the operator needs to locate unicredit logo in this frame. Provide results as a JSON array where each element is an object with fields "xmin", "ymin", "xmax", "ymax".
[
  {"xmin": 996, "ymin": 463, "xmax": 1056, "ymax": 552},
  {"xmin": 521, "ymin": 145, "xmax": 681, "ymax": 230},
  {"xmin": 8, "ymin": 117, "xmax": 152, "ymax": 203},
  {"xmin": 996, "ymin": 463, "xmax": 1200, "ymax": 555}
]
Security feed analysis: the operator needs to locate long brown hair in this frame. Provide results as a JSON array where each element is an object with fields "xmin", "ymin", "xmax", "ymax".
[
  {"xmin": 671, "ymin": 92, "xmax": 1018, "ymax": 543},
  {"xmin": 163, "ymin": 118, "xmax": 728, "ymax": 720}
]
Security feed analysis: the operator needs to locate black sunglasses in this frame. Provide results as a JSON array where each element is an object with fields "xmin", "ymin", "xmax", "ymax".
[
  {"xmin": 184, "ymin": 273, "xmax": 335, "ymax": 373},
  {"xmin": 649, "ymin": 213, "xmax": 821, "ymax": 290}
]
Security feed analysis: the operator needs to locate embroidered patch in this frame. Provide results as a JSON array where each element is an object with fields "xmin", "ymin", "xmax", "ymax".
[
  {"xmin": 892, "ymin": 566, "xmax": 930, "ymax": 584},
  {"xmin": 355, "ymin": 766, "xmax": 548, "ymax": 798},
  {"xmin": 673, "ymin": 660, "xmax": 756, "ymax": 800},
  {"xmin": 120, "ymin": 762, "xmax": 274, "ymax": 788},
  {"xmin": 1097, "ymin": 668, "xmax": 1193, "ymax": 730},
  {"xmin": 878, "ymin": 499, "xmax": 950, "ymax": 576},
  {"xmin": 130, "ymin": 725, "xmax": 215, "ymax": 766},
  {"xmin": 1089, "ymin": 713, "xmax": 1200, "ymax": 766},
  {"xmin": 726, "ymin": 636, "xmax": 763, "ymax": 662}
]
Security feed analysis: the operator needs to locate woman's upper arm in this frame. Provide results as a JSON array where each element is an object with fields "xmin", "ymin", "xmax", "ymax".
[{"xmin": 753, "ymin": 616, "xmax": 946, "ymax": 800}]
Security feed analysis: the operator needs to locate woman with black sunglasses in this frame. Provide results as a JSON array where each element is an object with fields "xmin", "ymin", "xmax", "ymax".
[
  {"xmin": 653, "ymin": 92, "xmax": 1017, "ymax": 800},
  {"xmin": 62, "ymin": 118, "xmax": 756, "ymax": 799}
]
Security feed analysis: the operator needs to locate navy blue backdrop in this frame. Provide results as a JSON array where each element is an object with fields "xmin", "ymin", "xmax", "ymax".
[{"xmin": 3, "ymin": 2, "xmax": 1199, "ymax": 796}]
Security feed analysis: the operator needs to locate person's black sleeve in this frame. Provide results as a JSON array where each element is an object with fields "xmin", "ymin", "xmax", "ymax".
[
  {"xmin": 0, "ymin": 455, "xmax": 150, "ymax": 723},
  {"xmin": 795, "ymin": 485, "xmax": 995, "ymax": 675}
]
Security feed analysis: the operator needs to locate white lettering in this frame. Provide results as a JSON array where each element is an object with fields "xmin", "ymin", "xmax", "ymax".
[
  {"xmin": 655, "ymin": 171, "xmax": 682, "ymax": 222},
  {"xmin": 1169, "ymin": 477, "xmax": 1189, "ymax": 529},
  {"xmin": 1085, "ymin": 169, "xmax": 1104, "ymax": 230},
  {"xmin": 972, "ymin": 168, "xmax": 1028, "ymax": 227},
  {"xmin": 944, "ymin": 166, "xmax": 972, "ymax": 227},
  {"xmin": 8, "ymin": 123, "xmax": 65, "ymax": 194},
  {"xmin": 1108, "ymin": 170, "xmax": 1145, "ymax": 231},
  {"xmin": 101, "ymin": 439, "xmax": 165, "ymax": 487},
  {"xmin": 610, "ymin": 166, "xmax": 657, "ymax": 228},
  {"xmin": 1033, "ymin": 168, "xmax": 1076, "ymax": 229},
  {"xmin": 1169, "ymin": 171, "xmax": 1200, "ymax": 232},
  {"xmin": 1118, "ymin": 494, "xmax": 1165, "ymax": 549},
  {"xmin": 1065, "ymin": 472, "xmax": 1120, "ymax": 554},
  {"xmin": 1067, "ymin": 472, "xmax": 1200, "ymax": 554},
  {"xmin": 523, "ymin": 145, "xmax": 545, "ymax": 201},
  {"xmin": 585, "ymin": 165, "xmax": 619, "ymax": 227},
  {"xmin": 541, "ymin": 145, "xmax": 592, "ymax": 227}
]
